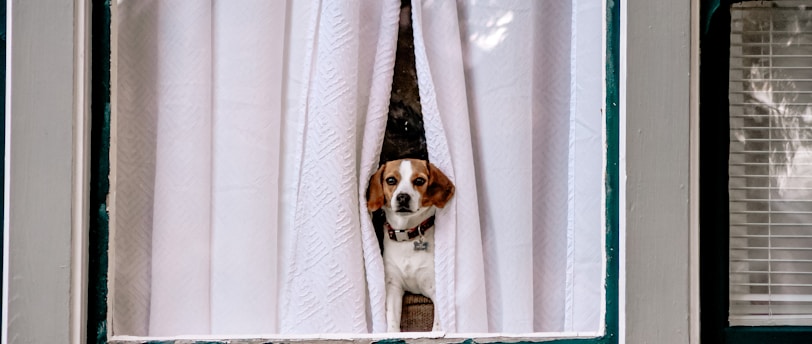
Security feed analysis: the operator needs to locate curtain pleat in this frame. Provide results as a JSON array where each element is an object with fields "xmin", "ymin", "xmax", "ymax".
[
  {"xmin": 412, "ymin": 0, "xmax": 491, "ymax": 333},
  {"xmin": 280, "ymin": 0, "xmax": 401, "ymax": 334},
  {"xmin": 566, "ymin": 0, "xmax": 604, "ymax": 331},
  {"xmin": 209, "ymin": 1, "xmax": 286, "ymax": 334},
  {"xmin": 530, "ymin": 1, "xmax": 573, "ymax": 332},
  {"xmin": 148, "ymin": 1, "xmax": 213, "ymax": 336},
  {"xmin": 458, "ymin": 0, "xmax": 541, "ymax": 333},
  {"xmin": 281, "ymin": 0, "xmax": 368, "ymax": 333},
  {"xmin": 115, "ymin": 0, "xmax": 160, "ymax": 336},
  {"xmin": 357, "ymin": 0, "xmax": 402, "ymax": 334},
  {"xmin": 114, "ymin": 0, "xmax": 603, "ymax": 336}
]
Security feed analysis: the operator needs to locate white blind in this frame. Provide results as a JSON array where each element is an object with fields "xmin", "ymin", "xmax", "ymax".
[{"xmin": 729, "ymin": 0, "xmax": 812, "ymax": 326}]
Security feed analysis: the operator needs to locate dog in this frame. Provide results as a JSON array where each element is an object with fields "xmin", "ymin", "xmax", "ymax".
[{"xmin": 367, "ymin": 158, "xmax": 455, "ymax": 332}]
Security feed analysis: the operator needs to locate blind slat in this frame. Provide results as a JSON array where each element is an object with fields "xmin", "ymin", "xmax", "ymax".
[
  {"xmin": 732, "ymin": 283, "xmax": 812, "ymax": 287},
  {"xmin": 732, "ymin": 259, "xmax": 812, "ymax": 263},
  {"xmin": 731, "ymin": 270, "xmax": 812, "ymax": 275},
  {"xmin": 732, "ymin": 294, "xmax": 812, "ymax": 303}
]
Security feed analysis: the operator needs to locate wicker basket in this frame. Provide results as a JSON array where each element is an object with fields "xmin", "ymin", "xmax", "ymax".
[{"xmin": 400, "ymin": 292, "xmax": 434, "ymax": 332}]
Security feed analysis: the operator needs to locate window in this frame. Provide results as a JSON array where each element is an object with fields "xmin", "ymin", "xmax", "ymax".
[
  {"xmin": 701, "ymin": 0, "xmax": 812, "ymax": 342},
  {"xmin": 89, "ymin": 2, "xmax": 611, "ymax": 342},
  {"xmin": 6, "ymin": 0, "xmax": 711, "ymax": 343}
]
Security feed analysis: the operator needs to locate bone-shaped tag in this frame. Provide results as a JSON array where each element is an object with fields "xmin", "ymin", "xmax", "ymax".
[{"xmin": 414, "ymin": 240, "xmax": 429, "ymax": 251}]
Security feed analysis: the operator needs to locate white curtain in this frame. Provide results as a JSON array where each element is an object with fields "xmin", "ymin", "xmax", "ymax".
[{"xmin": 114, "ymin": 0, "xmax": 603, "ymax": 337}]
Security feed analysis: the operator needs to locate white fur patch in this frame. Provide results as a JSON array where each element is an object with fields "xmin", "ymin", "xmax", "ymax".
[{"xmin": 390, "ymin": 160, "xmax": 421, "ymax": 212}]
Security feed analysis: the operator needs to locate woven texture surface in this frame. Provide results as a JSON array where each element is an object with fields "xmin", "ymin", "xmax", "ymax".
[{"xmin": 400, "ymin": 292, "xmax": 433, "ymax": 332}]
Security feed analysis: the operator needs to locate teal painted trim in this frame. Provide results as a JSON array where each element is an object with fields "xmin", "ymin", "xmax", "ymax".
[
  {"xmin": 704, "ymin": 1, "xmax": 752, "ymax": 34},
  {"xmin": 373, "ymin": 340, "xmax": 407, "ymax": 344},
  {"xmin": 145, "ymin": 342, "xmax": 227, "ymax": 344},
  {"xmin": 703, "ymin": 0, "xmax": 721, "ymax": 33},
  {"xmin": 600, "ymin": 0, "xmax": 621, "ymax": 343},
  {"xmin": 0, "ymin": 0, "xmax": 5, "ymax": 41},
  {"xmin": 88, "ymin": 0, "xmax": 112, "ymax": 343},
  {"xmin": 726, "ymin": 326, "xmax": 812, "ymax": 344},
  {"xmin": 90, "ymin": 0, "xmax": 620, "ymax": 342},
  {"xmin": 698, "ymin": 0, "xmax": 731, "ymax": 342}
]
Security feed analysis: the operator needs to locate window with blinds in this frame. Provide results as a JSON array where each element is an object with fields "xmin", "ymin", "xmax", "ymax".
[{"xmin": 729, "ymin": 0, "xmax": 812, "ymax": 326}]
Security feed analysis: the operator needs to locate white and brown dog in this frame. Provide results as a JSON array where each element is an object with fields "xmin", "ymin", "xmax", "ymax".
[{"xmin": 367, "ymin": 158, "xmax": 454, "ymax": 332}]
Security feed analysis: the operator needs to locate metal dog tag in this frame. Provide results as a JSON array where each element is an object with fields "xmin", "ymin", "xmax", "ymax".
[{"xmin": 414, "ymin": 239, "xmax": 429, "ymax": 251}]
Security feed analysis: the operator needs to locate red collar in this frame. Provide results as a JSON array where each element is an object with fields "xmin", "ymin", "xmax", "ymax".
[{"xmin": 385, "ymin": 216, "xmax": 435, "ymax": 242}]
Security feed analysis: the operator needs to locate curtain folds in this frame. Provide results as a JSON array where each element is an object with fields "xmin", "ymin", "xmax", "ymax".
[
  {"xmin": 281, "ymin": 0, "xmax": 399, "ymax": 334},
  {"xmin": 115, "ymin": 0, "xmax": 603, "ymax": 336}
]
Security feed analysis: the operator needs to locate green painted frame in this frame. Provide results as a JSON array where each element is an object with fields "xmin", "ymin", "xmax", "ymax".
[
  {"xmin": 699, "ymin": 0, "xmax": 812, "ymax": 343},
  {"xmin": 87, "ymin": 0, "xmax": 111, "ymax": 343},
  {"xmin": 86, "ymin": 1, "xmax": 620, "ymax": 343}
]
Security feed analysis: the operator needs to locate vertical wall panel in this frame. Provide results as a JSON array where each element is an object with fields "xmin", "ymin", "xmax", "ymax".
[
  {"xmin": 4, "ymin": 1, "xmax": 75, "ymax": 343},
  {"xmin": 622, "ymin": 0, "xmax": 691, "ymax": 342}
]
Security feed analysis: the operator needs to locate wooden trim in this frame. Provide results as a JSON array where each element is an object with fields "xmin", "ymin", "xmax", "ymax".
[
  {"xmin": 3, "ymin": 1, "xmax": 77, "ymax": 342},
  {"xmin": 71, "ymin": 1, "xmax": 92, "ymax": 344},
  {"xmin": 621, "ymin": 0, "xmax": 692, "ymax": 343},
  {"xmin": 106, "ymin": 0, "xmax": 118, "ymax": 339},
  {"xmin": 690, "ymin": 0, "xmax": 701, "ymax": 342}
]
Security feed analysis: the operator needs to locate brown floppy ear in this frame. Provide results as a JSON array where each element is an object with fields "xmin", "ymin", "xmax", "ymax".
[
  {"xmin": 366, "ymin": 165, "xmax": 386, "ymax": 211},
  {"xmin": 423, "ymin": 162, "xmax": 455, "ymax": 208}
]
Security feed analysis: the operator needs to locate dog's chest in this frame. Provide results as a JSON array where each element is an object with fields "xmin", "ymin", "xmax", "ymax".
[{"xmin": 383, "ymin": 230, "xmax": 435, "ymax": 294}]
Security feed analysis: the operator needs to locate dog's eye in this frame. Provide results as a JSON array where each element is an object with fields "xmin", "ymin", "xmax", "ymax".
[
  {"xmin": 413, "ymin": 177, "xmax": 426, "ymax": 186},
  {"xmin": 386, "ymin": 177, "xmax": 397, "ymax": 185}
]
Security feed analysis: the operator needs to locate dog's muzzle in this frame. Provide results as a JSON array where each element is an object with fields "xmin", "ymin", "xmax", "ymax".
[{"xmin": 395, "ymin": 193, "xmax": 411, "ymax": 212}]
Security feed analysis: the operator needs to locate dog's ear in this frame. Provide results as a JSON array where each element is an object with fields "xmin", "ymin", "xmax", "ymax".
[
  {"xmin": 366, "ymin": 164, "xmax": 386, "ymax": 211},
  {"xmin": 423, "ymin": 162, "xmax": 455, "ymax": 208}
]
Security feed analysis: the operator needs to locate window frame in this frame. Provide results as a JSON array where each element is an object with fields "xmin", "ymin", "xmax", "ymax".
[
  {"xmin": 699, "ymin": 0, "xmax": 812, "ymax": 342},
  {"xmin": 1, "ymin": 0, "xmax": 698, "ymax": 343},
  {"xmin": 92, "ymin": 1, "xmax": 618, "ymax": 341},
  {"xmin": 621, "ymin": 0, "xmax": 697, "ymax": 342}
]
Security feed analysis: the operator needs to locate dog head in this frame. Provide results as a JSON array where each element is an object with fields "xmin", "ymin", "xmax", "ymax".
[{"xmin": 367, "ymin": 159, "xmax": 454, "ymax": 214}]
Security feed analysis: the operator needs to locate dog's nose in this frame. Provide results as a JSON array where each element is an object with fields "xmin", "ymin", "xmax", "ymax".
[{"xmin": 396, "ymin": 193, "xmax": 411, "ymax": 205}]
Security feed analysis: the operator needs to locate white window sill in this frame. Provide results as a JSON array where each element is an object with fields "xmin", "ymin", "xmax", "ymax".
[{"xmin": 110, "ymin": 331, "xmax": 602, "ymax": 344}]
